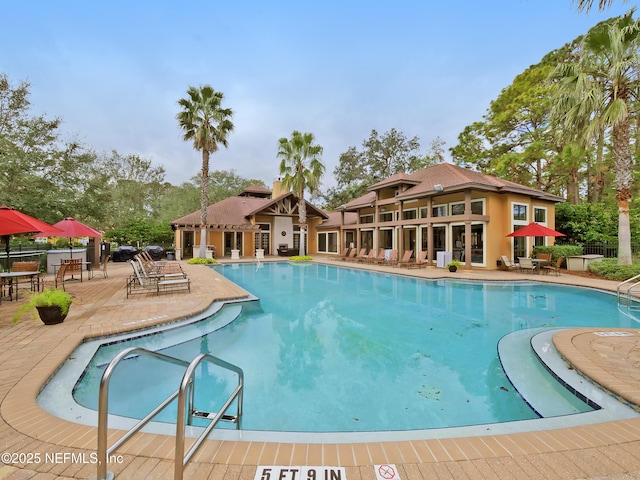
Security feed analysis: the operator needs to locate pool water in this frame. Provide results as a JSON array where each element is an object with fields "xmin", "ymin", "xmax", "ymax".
[{"xmin": 72, "ymin": 262, "xmax": 636, "ymax": 433}]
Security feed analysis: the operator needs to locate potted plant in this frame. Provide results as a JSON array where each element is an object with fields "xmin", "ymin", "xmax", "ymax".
[
  {"xmin": 447, "ymin": 260, "xmax": 462, "ymax": 272},
  {"xmin": 13, "ymin": 288, "xmax": 73, "ymax": 325}
]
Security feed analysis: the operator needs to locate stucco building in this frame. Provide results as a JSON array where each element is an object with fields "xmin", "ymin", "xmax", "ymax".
[{"xmin": 172, "ymin": 163, "xmax": 563, "ymax": 270}]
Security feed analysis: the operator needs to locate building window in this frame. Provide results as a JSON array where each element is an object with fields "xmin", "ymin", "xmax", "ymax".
[
  {"xmin": 379, "ymin": 211, "xmax": 393, "ymax": 222},
  {"xmin": 471, "ymin": 199, "xmax": 484, "ymax": 215},
  {"xmin": 420, "ymin": 207, "xmax": 428, "ymax": 218},
  {"xmin": 317, "ymin": 232, "xmax": 338, "ymax": 253},
  {"xmin": 403, "ymin": 209, "xmax": 417, "ymax": 220},
  {"xmin": 432, "ymin": 204, "xmax": 447, "ymax": 217},
  {"xmin": 513, "ymin": 204, "xmax": 527, "ymax": 222},
  {"xmin": 534, "ymin": 207, "xmax": 546, "ymax": 223},
  {"xmin": 360, "ymin": 214, "xmax": 374, "ymax": 224},
  {"xmin": 451, "ymin": 203, "xmax": 465, "ymax": 215},
  {"xmin": 512, "ymin": 203, "xmax": 529, "ymax": 260},
  {"xmin": 293, "ymin": 225, "xmax": 307, "ymax": 251}
]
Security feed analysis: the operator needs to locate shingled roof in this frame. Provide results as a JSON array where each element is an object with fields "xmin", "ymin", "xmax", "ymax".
[
  {"xmin": 171, "ymin": 192, "xmax": 328, "ymax": 229},
  {"xmin": 342, "ymin": 163, "xmax": 563, "ymax": 211}
]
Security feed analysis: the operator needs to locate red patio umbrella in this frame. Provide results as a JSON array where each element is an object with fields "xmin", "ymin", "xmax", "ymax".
[
  {"xmin": 507, "ymin": 222, "xmax": 566, "ymax": 238},
  {"xmin": 0, "ymin": 206, "xmax": 63, "ymax": 236},
  {"xmin": 38, "ymin": 217, "xmax": 102, "ymax": 259},
  {"xmin": 0, "ymin": 206, "xmax": 64, "ymax": 269}
]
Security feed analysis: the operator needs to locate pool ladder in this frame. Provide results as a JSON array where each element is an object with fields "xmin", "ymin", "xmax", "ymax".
[
  {"xmin": 617, "ymin": 274, "xmax": 640, "ymax": 321},
  {"xmin": 96, "ymin": 347, "xmax": 243, "ymax": 480}
]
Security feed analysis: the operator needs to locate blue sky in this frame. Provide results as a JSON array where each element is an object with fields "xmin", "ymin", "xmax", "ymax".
[{"xmin": 2, "ymin": 1, "xmax": 634, "ymax": 190}]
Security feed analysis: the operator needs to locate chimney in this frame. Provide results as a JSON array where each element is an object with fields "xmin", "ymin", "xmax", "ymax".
[{"xmin": 272, "ymin": 177, "xmax": 288, "ymax": 198}]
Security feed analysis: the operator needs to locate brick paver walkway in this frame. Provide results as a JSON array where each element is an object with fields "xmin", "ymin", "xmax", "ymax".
[{"xmin": 0, "ymin": 259, "xmax": 640, "ymax": 479}]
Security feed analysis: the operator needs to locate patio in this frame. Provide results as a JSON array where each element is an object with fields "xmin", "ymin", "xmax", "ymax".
[{"xmin": 0, "ymin": 258, "xmax": 639, "ymax": 479}]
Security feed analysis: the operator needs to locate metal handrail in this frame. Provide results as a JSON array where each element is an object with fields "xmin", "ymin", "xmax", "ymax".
[
  {"xmin": 617, "ymin": 273, "xmax": 640, "ymax": 308},
  {"xmin": 174, "ymin": 353, "xmax": 244, "ymax": 480},
  {"xmin": 96, "ymin": 347, "xmax": 243, "ymax": 480}
]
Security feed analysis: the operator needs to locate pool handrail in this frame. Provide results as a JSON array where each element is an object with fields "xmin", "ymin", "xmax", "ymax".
[
  {"xmin": 96, "ymin": 347, "xmax": 244, "ymax": 480},
  {"xmin": 175, "ymin": 353, "xmax": 244, "ymax": 480},
  {"xmin": 617, "ymin": 273, "xmax": 640, "ymax": 309}
]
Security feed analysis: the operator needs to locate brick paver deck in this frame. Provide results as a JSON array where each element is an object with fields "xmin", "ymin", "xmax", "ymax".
[{"xmin": 0, "ymin": 258, "xmax": 639, "ymax": 479}]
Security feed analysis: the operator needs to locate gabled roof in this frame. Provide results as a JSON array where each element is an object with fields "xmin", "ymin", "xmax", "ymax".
[
  {"xmin": 342, "ymin": 163, "xmax": 563, "ymax": 211},
  {"xmin": 171, "ymin": 192, "xmax": 328, "ymax": 228}
]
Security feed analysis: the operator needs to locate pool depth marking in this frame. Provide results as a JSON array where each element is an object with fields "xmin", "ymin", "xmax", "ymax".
[{"xmin": 255, "ymin": 467, "xmax": 345, "ymax": 480}]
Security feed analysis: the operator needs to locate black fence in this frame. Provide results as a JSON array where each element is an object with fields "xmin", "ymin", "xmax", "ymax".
[{"xmin": 555, "ymin": 240, "xmax": 640, "ymax": 258}]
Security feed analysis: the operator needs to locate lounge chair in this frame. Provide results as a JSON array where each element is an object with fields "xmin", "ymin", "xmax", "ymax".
[
  {"xmin": 349, "ymin": 248, "xmax": 368, "ymax": 261},
  {"xmin": 543, "ymin": 256, "xmax": 564, "ymax": 276},
  {"xmin": 518, "ymin": 257, "xmax": 537, "ymax": 274},
  {"xmin": 333, "ymin": 248, "xmax": 349, "ymax": 260},
  {"xmin": 500, "ymin": 255, "xmax": 519, "ymax": 272},
  {"xmin": 400, "ymin": 250, "xmax": 427, "ymax": 268},
  {"xmin": 126, "ymin": 260, "xmax": 190, "ymax": 298},
  {"xmin": 374, "ymin": 249, "xmax": 398, "ymax": 266},
  {"xmin": 395, "ymin": 250, "xmax": 414, "ymax": 267},
  {"xmin": 135, "ymin": 256, "xmax": 186, "ymax": 279},
  {"xmin": 135, "ymin": 253, "xmax": 184, "ymax": 275},
  {"xmin": 340, "ymin": 248, "xmax": 356, "ymax": 261},
  {"xmin": 362, "ymin": 248, "xmax": 385, "ymax": 264}
]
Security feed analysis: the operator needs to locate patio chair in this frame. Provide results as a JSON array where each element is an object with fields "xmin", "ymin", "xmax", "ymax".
[
  {"xmin": 518, "ymin": 257, "xmax": 537, "ymax": 274},
  {"xmin": 40, "ymin": 263, "xmax": 69, "ymax": 292},
  {"xmin": 500, "ymin": 255, "xmax": 520, "ymax": 272},
  {"xmin": 94, "ymin": 255, "xmax": 110, "ymax": 278},
  {"xmin": 11, "ymin": 261, "xmax": 40, "ymax": 292},
  {"xmin": 362, "ymin": 248, "xmax": 384, "ymax": 264},
  {"xmin": 62, "ymin": 258, "xmax": 83, "ymax": 282},
  {"xmin": 395, "ymin": 250, "xmax": 415, "ymax": 267},
  {"xmin": 126, "ymin": 260, "xmax": 190, "ymax": 298},
  {"xmin": 374, "ymin": 249, "xmax": 398, "ymax": 266},
  {"xmin": 543, "ymin": 256, "xmax": 564, "ymax": 276},
  {"xmin": 340, "ymin": 248, "xmax": 357, "ymax": 261},
  {"xmin": 401, "ymin": 250, "xmax": 427, "ymax": 268},
  {"xmin": 135, "ymin": 256, "xmax": 186, "ymax": 280},
  {"xmin": 349, "ymin": 248, "xmax": 368, "ymax": 262},
  {"xmin": 135, "ymin": 253, "xmax": 184, "ymax": 275},
  {"xmin": 536, "ymin": 253, "xmax": 552, "ymax": 264},
  {"xmin": 333, "ymin": 248, "xmax": 349, "ymax": 260}
]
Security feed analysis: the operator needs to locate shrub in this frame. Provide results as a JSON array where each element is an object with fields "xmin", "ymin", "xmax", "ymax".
[
  {"xmin": 533, "ymin": 245, "xmax": 583, "ymax": 264},
  {"xmin": 588, "ymin": 258, "xmax": 640, "ymax": 281},
  {"xmin": 187, "ymin": 258, "xmax": 217, "ymax": 265}
]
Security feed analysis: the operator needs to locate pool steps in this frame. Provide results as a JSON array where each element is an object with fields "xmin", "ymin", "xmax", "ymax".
[{"xmin": 499, "ymin": 327, "xmax": 639, "ymax": 423}]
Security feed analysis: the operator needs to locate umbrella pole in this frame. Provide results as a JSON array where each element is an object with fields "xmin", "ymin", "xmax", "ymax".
[{"xmin": 3, "ymin": 235, "xmax": 9, "ymax": 271}]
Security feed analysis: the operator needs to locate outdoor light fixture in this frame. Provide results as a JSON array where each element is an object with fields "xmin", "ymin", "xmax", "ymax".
[{"xmin": 434, "ymin": 184, "xmax": 444, "ymax": 192}]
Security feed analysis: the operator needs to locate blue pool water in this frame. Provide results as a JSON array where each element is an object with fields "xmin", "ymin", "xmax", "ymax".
[{"xmin": 72, "ymin": 262, "xmax": 637, "ymax": 433}]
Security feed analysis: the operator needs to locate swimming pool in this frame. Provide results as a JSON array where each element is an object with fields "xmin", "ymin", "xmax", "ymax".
[{"xmin": 62, "ymin": 262, "xmax": 640, "ymax": 437}]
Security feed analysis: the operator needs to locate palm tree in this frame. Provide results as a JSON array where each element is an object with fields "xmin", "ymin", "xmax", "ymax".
[
  {"xmin": 573, "ymin": 0, "xmax": 629, "ymax": 12},
  {"xmin": 552, "ymin": 12, "xmax": 640, "ymax": 264},
  {"xmin": 277, "ymin": 131, "xmax": 325, "ymax": 256},
  {"xmin": 177, "ymin": 85, "xmax": 234, "ymax": 258}
]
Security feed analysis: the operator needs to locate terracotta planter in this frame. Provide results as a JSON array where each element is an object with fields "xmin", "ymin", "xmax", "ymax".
[{"xmin": 36, "ymin": 306, "xmax": 67, "ymax": 325}]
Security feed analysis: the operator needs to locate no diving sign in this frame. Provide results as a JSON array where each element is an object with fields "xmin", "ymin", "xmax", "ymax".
[{"xmin": 375, "ymin": 464, "xmax": 400, "ymax": 480}]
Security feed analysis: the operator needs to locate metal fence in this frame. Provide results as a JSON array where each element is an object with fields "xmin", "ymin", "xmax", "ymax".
[{"xmin": 555, "ymin": 240, "xmax": 640, "ymax": 258}]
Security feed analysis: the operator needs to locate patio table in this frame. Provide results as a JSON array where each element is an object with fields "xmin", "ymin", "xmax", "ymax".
[{"xmin": 0, "ymin": 271, "xmax": 40, "ymax": 301}]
